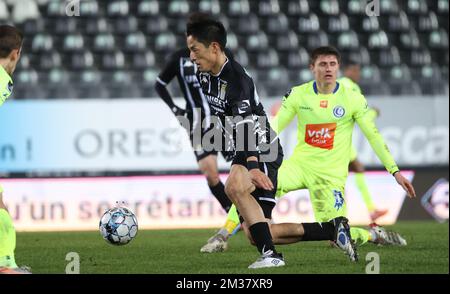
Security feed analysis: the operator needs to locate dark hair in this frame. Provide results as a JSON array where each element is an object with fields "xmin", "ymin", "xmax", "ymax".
[
  {"xmin": 310, "ymin": 46, "xmax": 341, "ymax": 65},
  {"xmin": 187, "ymin": 12, "xmax": 213, "ymax": 27},
  {"xmin": 186, "ymin": 20, "xmax": 227, "ymax": 51},
  {"xmin": 0, "ymin": 25, "xmax": 23, "ymax": 58}
]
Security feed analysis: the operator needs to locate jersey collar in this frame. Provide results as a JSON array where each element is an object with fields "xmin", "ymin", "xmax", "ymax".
[
  {"xmin": 313, "ymin": 81, "xmax": 339, "ymax": 95},
  {"xmin": 210, "ymin": 57, "xmax": 229, "ymax": 77}
]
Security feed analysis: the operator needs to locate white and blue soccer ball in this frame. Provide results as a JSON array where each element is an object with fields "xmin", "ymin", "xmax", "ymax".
[{"xmin": 99, "ymin": 206, "xmax": 138, "ymax": 246}]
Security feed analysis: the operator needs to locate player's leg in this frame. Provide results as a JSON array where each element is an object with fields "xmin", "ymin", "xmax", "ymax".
[
  {"xmin": 349, "ymin": 156, "xmax": 388, "ymax": 222},
  {"xmin": 197, "ymin": 153, "xmax": 232, "ymax": 212},
  {"xmin": 0, "ymin": 187, "xmax": 18, "ymax": 269},
  {"xmin": 307, "ymin": 182, "xmax": 403, "ymax": 246},
  {"xmin": 225, "ymin": 151, "xmax": 284, "ymax": 268},
  {"xmin": 239, "ymin": 206, "xmax": 357, "ymax": 262},
  {"xmin": 200, "ymin": 204, "xmax": 240, "ymax": 253},
  {"xmin": 305, "ymin": 183, "xmax": 358, "ymax": 259}
]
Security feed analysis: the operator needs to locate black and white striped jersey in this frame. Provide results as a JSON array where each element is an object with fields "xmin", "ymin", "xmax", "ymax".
[
  {"xmin": 157, "ymin": 48, "xmax": 211, "ymax": 131},
  {"xmin": 197, "ymin": 57, "xmax": 279, "ymax": 161}
]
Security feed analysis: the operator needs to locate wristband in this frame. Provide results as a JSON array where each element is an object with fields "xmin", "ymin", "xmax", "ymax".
[{"xmin": 247, "ymin": 160, "xmax": 259, "ymax": 171}]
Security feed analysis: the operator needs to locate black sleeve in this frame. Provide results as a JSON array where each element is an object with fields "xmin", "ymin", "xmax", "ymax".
[
  {"xmin": 231, "ymin": 73, "xmax": 259, "ymax": 161},
  {"xmin": 155, "ymin": 53, "xmax": 179, "ymax": 110},
  {"xmin": 155, "ymin": 81, "xmax": 176, "ymax": 110}
]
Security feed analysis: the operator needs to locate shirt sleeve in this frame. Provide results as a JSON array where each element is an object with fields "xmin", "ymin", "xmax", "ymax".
[
  {"xmin": 230, "ymin": 74, "xmax": 259, "ymax": 160},
  {"xmin": 155, "ymin": 53, "xmax": 179, "ymax": 109},
  {"xmin": 270, "ymin": 88, "xmax": 297, "ymax": 135},
  {"xmin": 354, "ymin": 94, "xmax": 399, "ymax": 174},
  {"xmin": 157, "ymin": 52, "xmax": 179, "ymax": 86},
  {"xmin": 0, "ymin": 80, "xmax": 12, "ymax": 107}
]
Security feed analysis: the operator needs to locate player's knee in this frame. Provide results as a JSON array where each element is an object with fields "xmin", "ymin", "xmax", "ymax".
[{"xmin": 225, "ymin": 181, "xmax": 251, "ymax": 201}]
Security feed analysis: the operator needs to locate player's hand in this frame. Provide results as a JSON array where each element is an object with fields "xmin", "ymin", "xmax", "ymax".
[
  {"xmin": 249, "ymin": 169, "xmax": 274, "ymax": 191},
  {"xmin": 394, "ymin": 172, "xmax": 416, "ymax": 199}
]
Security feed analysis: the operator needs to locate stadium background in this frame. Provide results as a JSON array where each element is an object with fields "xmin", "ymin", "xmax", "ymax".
[{"xmin": 0, "ymin": 1, "xmax": 448, "ymax": 231}]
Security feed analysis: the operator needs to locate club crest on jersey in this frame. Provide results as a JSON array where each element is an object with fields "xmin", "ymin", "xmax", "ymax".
[
  {"xmin": 220, "ymin": 83, "xmax": 227, "ymax": 100},
  {"xmin": 333, "ymin": 190, "xmax": 345, "ymax": 210},
  {"xmin": 333, "ymin": 105, "xmax": 345, "ymax": 118}
]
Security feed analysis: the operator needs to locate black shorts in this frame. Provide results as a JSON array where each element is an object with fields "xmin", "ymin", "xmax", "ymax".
[{"xmin": 231, "ymin": 141, "xmax": 284, "ymax": 222}]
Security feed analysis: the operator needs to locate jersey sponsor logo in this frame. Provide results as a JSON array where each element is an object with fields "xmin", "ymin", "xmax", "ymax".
[
  {"xmin": 184, "ymin": 75, "xmax": 198, "ymax": 84},
  {"xmin": 200, "ymin": 75, "xmax": 208, "ymax": 84},
  {"xmin": 320, "ymin": 100, "xmax": 328, "ymax": 108},
  {"xmin": 333, "ymin": 190, "xmax": 345, "ymax": 210},
  {"xmin": 305, "ymin": 123, "xmax": 336, "ymax": 149},
  {"xmin": 333, "ymin": 105, "xmax": 345, "ymax": 118},
  {"xmin": 299, "ymin": 106, "xmax": 312, "ymax": 111}
]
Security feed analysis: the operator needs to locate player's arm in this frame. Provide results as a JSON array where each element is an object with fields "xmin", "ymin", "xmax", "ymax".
[
  {"xmin": 232, "ymin": 79, "xmax": 273, "ymax": 191},
  {"xmin": 270, "ymin": 88, "xmax": 297, "ymax": 135},
  {"xmin": 354, "ymin": 96, "xmax": 416, "ymax": 198},
  {"xmin": 155, "ymin": 54, "xmax": 185, "ymax": 116}
]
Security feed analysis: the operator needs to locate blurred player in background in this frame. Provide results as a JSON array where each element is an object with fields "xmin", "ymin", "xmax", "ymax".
[
  {"xmin": 155, "ymin": 13, "xmax": 234, "ymax": 214},
  {"xmin": 0, "ymin": 25, "xmax": 30, "ymax": 274},
  {"xmin": 339, "ymin": 58, "xmax": 388, "ymax": 222},
  {"xmin": 188, "ymin": 21, "xmax": 358, "ymax": 267},
  {"xmin": 202, "ymin": 47, "xmax": 415, "ymax": 254}
]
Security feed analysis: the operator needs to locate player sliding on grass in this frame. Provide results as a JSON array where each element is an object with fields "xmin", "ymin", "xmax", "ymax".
[
  {"xmin": 0, "ymin": 25, "xmax": 31, "ymax": 274},
  {"xmin": 188, "ymin": 21, "xmax": 358, "ymax": 268},
  {"xmin": 201, "ymin": 46, "xmax": 416, "ymax": 254}
]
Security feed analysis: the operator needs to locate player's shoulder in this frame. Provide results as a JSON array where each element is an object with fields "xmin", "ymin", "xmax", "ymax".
[
  {"xmin": 227, "ymin": 59, "xmax": 254, "ymax": 87},
  {"xmin": 227, "ymin": 59, "xmax": 249, "ymax": 78},
  {"xmin": 339, "ymin": 81, "xmax": 365, "ymax": 100},
  {"xmin": 287, "ymin": 81, "xmax": 315, "ymax": 97}
]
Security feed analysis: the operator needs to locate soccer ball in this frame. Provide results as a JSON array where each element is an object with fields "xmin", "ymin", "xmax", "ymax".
[{"xmin": 99, "ymin": 206, "xmax": 138, "ymax": 245}]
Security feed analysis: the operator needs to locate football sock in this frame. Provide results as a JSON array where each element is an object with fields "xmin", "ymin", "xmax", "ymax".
[
  {"xmin": 216, "ymin": 228, "xmax": 229, "ymax": 239},
  {"xmin": 209, "ymin": 181, "xmax": 232, "ymax": 212},
  {"xmin": 0, "ymin": 209, "xmax": 17, "ymax": 268},
  {"xmin": 224, "ymin": 205, "xmax": 240, "ymax": 235},
  {"xmin": 301, "ymin": 222, "xmax": 335, "ymax": 241},
  {"xmin": 249, "ymin": 222, "xmax": 277, "ymax": 255},
  {"xmin": 350, "ymin": 227, "xmax": 370, "ymax": 245},
  {"xmin": 355, "ymin": 173, "xmax": 376, "ymax": 212}
]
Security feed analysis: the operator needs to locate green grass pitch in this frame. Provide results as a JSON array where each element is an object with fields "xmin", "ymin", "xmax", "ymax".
[{"xmin": 16, "ymin": 221, "xmax": 448, "ymax": 274}]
